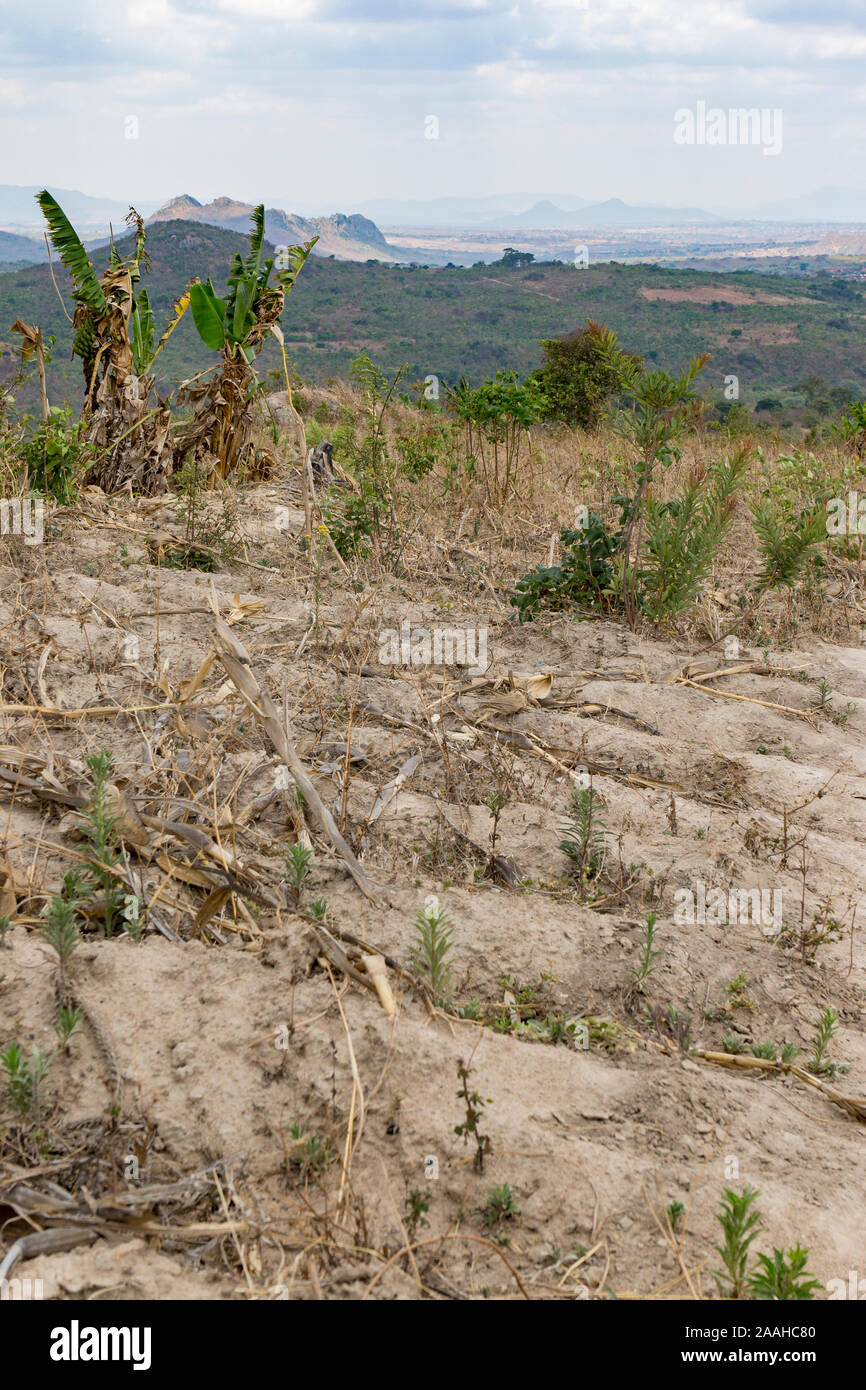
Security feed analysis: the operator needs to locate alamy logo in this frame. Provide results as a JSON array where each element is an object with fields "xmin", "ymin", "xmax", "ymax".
[
  {"xmin": 50, "ymin": 1320, "xmax": 151, "ymax": 1371},
  {"xmin": 827, "ymin": 1269, "xmax": 866, "ymax": 1300},
  {"xmin": 674, "ymin": 102, "xmax": 783, "ymax": 157},
  {"xmin": 826, "ymin": 493, "xmax": 866, "ymax": 536},
  {"xmin": 0, "ymin": 497, "xmax": 44, "ymax": 545},
  {"xmin": 674, "ymin": 883, "xmax": 782, "ymax": 934},
  {"xmin": 378, "ymin": 620, "xmax": 488, "ymax": 674},
  {"xmin": 1, "ymin": 1276, "xmax": 43, "ymax": 1299}
]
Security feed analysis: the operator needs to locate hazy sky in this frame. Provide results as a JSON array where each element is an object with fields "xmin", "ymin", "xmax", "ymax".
[{"xmin": 2, "ymin": 0, "xmax": 865, "ymax": 212}]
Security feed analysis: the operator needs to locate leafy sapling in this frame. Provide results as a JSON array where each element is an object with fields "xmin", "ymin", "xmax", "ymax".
[
  {"xmin": 410, "ymin": 898, "xmax": 455, "ymax": 1004},
  {"xmin": 282, "ymin": 844, "xmax": 313, "ymax": 906}
]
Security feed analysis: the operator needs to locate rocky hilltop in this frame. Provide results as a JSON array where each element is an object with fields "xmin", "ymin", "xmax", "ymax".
[{"xmin": 149, "ymin": 194, "xmax": 395, "ymax": 261}]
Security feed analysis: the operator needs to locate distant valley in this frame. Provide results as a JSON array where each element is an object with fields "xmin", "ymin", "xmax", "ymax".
[{"xmin": 1, "ymin": 218, "xmax": 864, "ymax": 419}]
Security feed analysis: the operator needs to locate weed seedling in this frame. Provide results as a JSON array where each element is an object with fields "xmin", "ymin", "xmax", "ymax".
[
  {"xmin": 455, "ymin": 1059, "xmax": 493, "ymax": 1173},
  {"xmin": 282, "ymin": 844, "xmax": 313, "ymax": 905},
  {"xmin": 808, "ymin": 1007, "xmax": 846, "ymax": 1077},
  {"xmin": 40, "ymin": 895, "xmax": 81, "ymax": 973},
  {"xmin": 713, "ymin": 1186, "xmax": 762, "ymax": 1300},
  {"xmin": 2, "ymin": 1043, "xmax": 52, "ymax": 1119},
  {"xmin": 482, "ymin": 1182, "xmax": 520, "ymax": 1232},
  {"xmin": 628, "ymin": 911, "xmax": 660, "ymax": 1002},
  {"xmin": 409, "ymin": 900, "xmax": 455, "ymax": 1004},
  {"xmin": 404, "ymin": 1187, "xmax": 432, "ymax": 1237},
  {"xmin": 285, "ymin": 1122, "xmax": 333, "ymax": 1180},
  {"xmin": 666, "ymin": 1200, "xmax": 685, "ymax": 1237},
  {"xmin": 748, "ymin": 1245, "xmax": 822, "ymax": 1301},
  {"xmin": 82, "ymin": 750, "xmax": 125, "ymax": 936},
  {"xmin": 559, "ymin": 784, "xmax": 607, "ymax": 895},
  {"xmin": 55, "ymin": 1005, "xmax": 84, "ymax": 1054}
]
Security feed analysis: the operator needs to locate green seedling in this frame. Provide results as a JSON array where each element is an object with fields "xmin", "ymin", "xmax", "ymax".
[
  {"xmin": 409, "ymin": 900, "xmax": 454, "ymax": 1004},
  {"xmin": 748, "ymin": 1245, "xmax": 822, "ymax": 1301},
  {"xmin": 282, "ymin": 844, "xmax": 313, "ymax": 905},
  {"xmin": 713, "ymin": 1186, "xmax": 762, "ymax": 1300}
]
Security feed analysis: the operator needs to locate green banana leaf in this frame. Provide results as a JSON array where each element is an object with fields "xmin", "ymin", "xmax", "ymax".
[
  {"xmin": 131, "ymin": 288, "xmax": 155, "ymax": 373},
  {"xmin": 277, "ymin": 236, "xmax": 319, "ymax": 293},
  {"xmin": 189, "ymin": 281, "xmax": 227, "ymax": 352},
  {"xmin": 36, "ymin": 191, "xmax": 106, "ymax": 316}
]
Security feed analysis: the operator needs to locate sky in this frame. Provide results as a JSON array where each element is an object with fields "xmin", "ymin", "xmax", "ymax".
[{"xmin": 2, "ymin": 0, "xmax": 865, "ymax": 214}]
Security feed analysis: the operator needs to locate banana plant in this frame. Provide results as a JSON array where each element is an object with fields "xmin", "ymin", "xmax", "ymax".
[
  {"xmin": 188, "ymin": 204, "xmax": 317, "ymax": 363},
  {"xmin": 130, "ymin": 286, "xmax": 193, "ymax": 376},
  {"xmin": 37, "ymin": 191, "xmax": 148, "ymax": 410},
  {"xmin": 36, "ymin": 191, "xmax": 184, "ymax": 492},
  {"xmin": 180, "ymin": 205, "xmax": 317, "ymax": 480}
]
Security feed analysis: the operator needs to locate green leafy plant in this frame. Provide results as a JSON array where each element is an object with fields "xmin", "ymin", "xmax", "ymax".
[
  {"xmin": 748, "ymin": 1245, "xmax": 822, "ymax": 1301},
  {"xmin": 446, "ymin": 370, "xmax": 545, "ymax": 506},
  {"xmin": 529, "ymin": 320, "xmax": 641, "ymax": 430},
  {"xmin": 282, "ymin": 844, "xmax": 313, "ymax": 906},
  {"xmin": 55, "ymin": 1005, "xmax": 84, "ymax": 1053},
  {"xmin": 713, "ymin": 1186, "xmax": 762, "ymax": 1300},
  {"xmin": 323, "ymin": 355, "xmax": 413, "ymax": 564},
  {"xmin": 409, "ymin": 900, "xmax": 455, "ymax": 1003},
  {"xmin": 2, "ymin": 1042, "xmax": 52, "ymax": 1118},
  {"xmin": 666, "ymin": 1200, "xmax": 685, "ymax": 1236},
  {"xmin": 35, "ymin": 192, "xmax": 182, "ymax": 492},
  {"xmin": 18, "ymin": 406, "xmax": 88, "ymax": 503},
  {"xmin": 511, "ymin": 501, "xmax": 629, "ymax": 621},
  {"xmin": 559, "ymin": 785, "xmax": 607, "ymax": 893},
  {"xmin": 189, "ymin": 215, "xmax": 315, "ymax": 365},
  {"xmin": 40, "ymin": 894, "xmax": 81, "ymax": 971},
  {"xmin": 482, "ymin": 1182, "xmax": 520, "ymax": 1231},
  {"xmin": 284, "ymin": 1122, "xmax": 333, "ymax": 1180},
  {"xmin": 455, "ymin": 1059, "xmax": 493, "ymax": 1173},
  {"xmin": 751, "ymin": 496, "xmax": 827, "ymax": 593},
  {"xmin": 629, "ymin": 911, "xmax": 660, "ymax": 996},
  {"xmin": 808, "ymin": 1007, "xmax": 843, "ymax": 1077},
  {"xmin": 836, "ymin": 398, "xmax": 866, "ymax": 457},
  {"xmin": 404, "ymin": 1187, "xmax": 432, "ymax": 1237},
  {"xmin": 180, "ymin": 207, "xmax": 317, "ymax": 482},
  {"xmin": 81, "ymin": 750, "xmax": 125, "ymax": 937},
  {"xmin": 640, "ymin": 451, "xmax": 750, "ymax": 621},
  {"xmin": 593, "ymin": 322, "xmax": 710, "ymax": 627}
]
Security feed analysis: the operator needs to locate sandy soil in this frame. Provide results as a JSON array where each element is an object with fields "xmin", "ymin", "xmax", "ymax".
[{"xmin": 1, "ymin": 471, "xmax": 864, "ymax": 1302}]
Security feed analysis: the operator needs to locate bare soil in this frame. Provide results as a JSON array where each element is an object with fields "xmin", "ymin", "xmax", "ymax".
[{"xmin": 1, "ymin": 451, "xmax": 865, "ymax": 1302}]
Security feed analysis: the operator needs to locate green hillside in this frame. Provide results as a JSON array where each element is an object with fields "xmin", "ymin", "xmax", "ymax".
[{"xmin": 1, "ymin": 219, "xmax": 864, "ymax": 414}]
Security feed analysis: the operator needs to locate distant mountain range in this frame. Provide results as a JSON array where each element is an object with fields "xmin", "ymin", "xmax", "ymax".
[
  {"xmin": 0, "ymin": 228, "xmax": 48, "ymax": 264},
  {"xmin": 4, "ymin": 183, "xmax": 866, "ymax": 274},
  {"xmin": 485, "ymin": 197, "xmax": 721, "ymax": 229},
  {"xmin": 147, "ymin": 195, "xmax": 397, "ymax": 262},
  {"xmin": 732, "ymin": 186, "xmax": 866, "ymax": 223},
  {"xmin": 355, "ymin": 193, "xmax": 594, "ymax": 226},
  {"xmin": 0, "ymin": 184, "xmax": 161, "ymax": 231}
]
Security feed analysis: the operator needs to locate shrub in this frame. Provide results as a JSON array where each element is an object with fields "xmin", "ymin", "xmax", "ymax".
[
  {"xmin": 530, "ymin": 320, "xmax": 641, "ymax": 430},
  {"xmin": 19, "ymin": 407, "xmax": 90, "ymax": 503}
]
